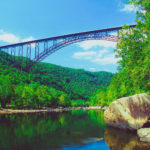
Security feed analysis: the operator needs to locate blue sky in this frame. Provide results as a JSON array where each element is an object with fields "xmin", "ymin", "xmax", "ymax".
[{"xmin": 0, "ymin": 0, "xmax": 137, "ymax": 73}]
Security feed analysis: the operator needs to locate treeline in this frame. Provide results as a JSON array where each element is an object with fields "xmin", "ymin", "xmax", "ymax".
[
  {"xmin": 0, "ymin": 69, "xmax": 70, "ymax": 108},
  {"xmin": 0, "ymin": 52, "xmax": 112, "ymax": 108},
  {"xmin": 91, "ymin": 0, "xmax": 150, "ymax": 106},
  {"xmin": 31, "ymin": 62, "xmax": 113, "ymax": 101}
]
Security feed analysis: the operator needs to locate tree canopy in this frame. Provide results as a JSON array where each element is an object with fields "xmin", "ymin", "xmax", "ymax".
[
  {"xmin": 0, "ymin": 51, "xmax": 112, "ymax": 108},
  {"xmin": 91, "ymin": 0, "xmax": 150, "ymax": 106}
]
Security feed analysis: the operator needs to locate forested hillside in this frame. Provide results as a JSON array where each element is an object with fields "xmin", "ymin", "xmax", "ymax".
[
  {"xmin": 91, "ymin": 0, "xmax": 150, "ymax": 106},
  {"xmin": 31, "ymin": 62, "xmax": 113, "ymax": 101},
  {"xmin": 0, "ymin": 51, "xmax": 113, "ymax": 108}
]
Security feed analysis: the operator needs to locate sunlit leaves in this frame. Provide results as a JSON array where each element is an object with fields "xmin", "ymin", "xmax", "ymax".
[
  {"xmin": 0, "ymin": 75, "xmax": 13, "ymax": 107},
  {"xmin": 92, "ymin": 0, "xmax": 150, "ymax": 106}
]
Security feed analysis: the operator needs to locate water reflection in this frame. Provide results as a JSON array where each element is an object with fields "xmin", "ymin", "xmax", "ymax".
[
  {"xmin": 0, "ymin": 110, "xmax": 109, "ymax": 150},
  {"xmin": 105, "ymin": 127, "xmax": 150, "ymax": 150}
]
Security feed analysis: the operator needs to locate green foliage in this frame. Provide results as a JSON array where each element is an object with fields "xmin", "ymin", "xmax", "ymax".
[
  {"xmin": 0, "ymin": 49, "xmax": 113, "ymax": 108},
  {"xmin": 31, "ymin": 63, "xmax": 113, "ymax": 101},
  {"xmin": 14, "ymin": 84, "xmax": 36, "ymax": 108},
  {"xmin": 90, "ymin": 88, "xmax": 108, "ymax": 106},
  {"xmin": 0, "ymin": 58, "xmax": 73, "ymax": 108},
  {"xmin": 13, "ymin": 84, "xmax": 70, "ymax": 108},
  {"xmin": 91, "ymin": 0, "xmax": 150, "ymax": 106},
  {"xmin": 0, "ymin": 75, "xmax": 13, "ymax": 108},
  {"xmin": 115, "ymin": 0, "xmax": 150, "ymax": 95},
  {"xmin": 57, "ymin": 93, "xmax": 70, "ymax": 106},
  {"xmin": 71, "ymin": 99, "xmax": 89, "ymax": 107},
  {"xmin": 35, "ymin": 85, "xmax": 52, "ymax": 107}
]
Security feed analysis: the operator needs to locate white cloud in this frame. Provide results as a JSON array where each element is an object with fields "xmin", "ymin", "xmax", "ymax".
[
  {"xmin": 91, "ymin": 53, "xmax": 121, "ymax": 65},
  {"xmin": 22, "ymin": 36, "xmax": 35, "ymax": 42},
  {"xmin": 0, "ymin": 30, "xmax": 20, "ymax": 43},
  {"xmin": 77, "ymin": 40, "xmax": 116, "ymax": 50},
  {"xmin": 22, "ymin": 36, "xmax": 35, "ymax": 48},
  {"xmin": 97, "ymin": 49, "xmax": 108, "ymax": 57},
  {"xmin": 75, "ymin": 39, "xmax": 118, "ymax": 65},
  {"xmin": 73, "ymin": 48, "xmax": 121, "ymax": 65},
  {"xmin": 0, "ymin": 29, "xmax": 34, "ymax": 44},
  {"xmin": 73, "ymin": 51, "xmax": 96, "ymax": 60},
  {"xmin": 120, "ymin": 4, "xmax": 138, "ymax": 13}
]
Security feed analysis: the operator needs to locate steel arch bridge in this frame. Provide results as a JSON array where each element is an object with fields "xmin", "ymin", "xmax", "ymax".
[{"xmin": 0, "ymin": 24, "xmax": 136, "ymax": 71}]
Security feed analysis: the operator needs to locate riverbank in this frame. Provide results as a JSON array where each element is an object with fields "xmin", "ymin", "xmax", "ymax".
[{"xmin": 0, "ymin": 106, "xmax": 107, "ymax": 114}]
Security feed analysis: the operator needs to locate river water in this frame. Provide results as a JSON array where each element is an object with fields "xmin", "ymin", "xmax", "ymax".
[{"xmin": 0, "ymin": 110, "xmax": 150, "ymax": 150}]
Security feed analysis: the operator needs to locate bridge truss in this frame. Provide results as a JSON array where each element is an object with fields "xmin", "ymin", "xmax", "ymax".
[{"xmin": 0, "ymin": 24, "xmax": 136, "ymax": 71}]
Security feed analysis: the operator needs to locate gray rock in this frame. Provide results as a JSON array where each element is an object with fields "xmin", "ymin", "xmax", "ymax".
[
  {"xmin": 105, "ymin": 127, "xmax": 150, "ymax": 149},
  {"xmin": 137, "ymin": 128, "xmax": 150, "ymax": 142},
  {"xmin": 104, "ymin": 93, "xmax": 150, "ymax": 130}
]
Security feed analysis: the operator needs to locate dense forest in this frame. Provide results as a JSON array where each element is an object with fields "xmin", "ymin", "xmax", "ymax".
[
  {"xmin": 0, "ymin": 51, "xmax": 112, "ymax": 108},
  {"xmin": 32, "ymin": 62, "xmax": 113, "ymax": 101},
  {"xmin": 91, "ymin": 0, "xmax": 150, "ymax": 106}
]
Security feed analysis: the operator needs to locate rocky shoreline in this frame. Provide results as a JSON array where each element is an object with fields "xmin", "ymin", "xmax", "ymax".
[
  {"xmin": 104, "ymin": 93, "xmax": 150, "ymax": 143},
  {"xmin": 105, "ymin": 126, "xmax": 150, "ymax": 149},
  {"xmin": 0, "ymin": 106, "xmax": 107, "ymax": 114}
]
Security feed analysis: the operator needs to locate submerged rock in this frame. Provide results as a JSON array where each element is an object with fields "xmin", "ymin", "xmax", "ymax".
[
  {"xmin": 137, "ymin": 128, "xmax": 150, "ymax": 142},
  {"xmin": 105, "ymin": 127, "xmax": 150, "ymax": 150},
  {"xmin": 104, "ymin": 93, "xmax": 150, "ymax": 130}
]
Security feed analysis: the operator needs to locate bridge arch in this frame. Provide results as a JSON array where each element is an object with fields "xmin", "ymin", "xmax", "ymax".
[
  {"xmin": 0, "ymin": 24, "xmax": 136, "ymax": 71},
  {"xmin": 34, "ymin": 34, "xmax": 117, "ymax": 63}
]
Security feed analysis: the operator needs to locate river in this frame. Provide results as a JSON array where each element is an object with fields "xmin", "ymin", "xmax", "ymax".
[{"xmin": 0, "ymin": 110, "xmax": 150, "ymax": 150}]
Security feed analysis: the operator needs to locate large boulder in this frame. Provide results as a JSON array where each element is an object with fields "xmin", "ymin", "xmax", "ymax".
[
  {"xmin": 104, "ymin": 93, "xmax": 150, "ymax": 130},
  {"xmin": 137, "ymin": 128, "xmax": 150, "ymax": 142}
]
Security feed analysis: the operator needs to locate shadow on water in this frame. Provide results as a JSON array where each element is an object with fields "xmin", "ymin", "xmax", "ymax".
[
  {"xmin": 105, "ymin": 126, "xmax": 150, "ymax": 150},
  {"xmin": 0, "ymin": 110, "xmax": 108, "ymax": 150}
]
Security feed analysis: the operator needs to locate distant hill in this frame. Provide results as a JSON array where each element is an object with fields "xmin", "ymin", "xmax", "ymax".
[
  {"xmin": 0, "ymin": 51, "xmax": 113, "ymax": 101},
  {"xmin": 31, "ymin": 62, "xmax": 113, "ymax": 101}
]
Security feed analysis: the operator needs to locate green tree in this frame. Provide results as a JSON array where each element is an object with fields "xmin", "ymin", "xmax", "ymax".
[
  {"xmin": 35, "ymin": 85, "xmax": 52, "ymax": 107},
  {"xmin": 14, "ymin": 84, "xmax": 36, "ymax": 108},
  {"xmin": 115, "ymin": 0, "xmax": 150, "ymax": 94},
  {"xmin": 58, "ymin": 93, "xmax": 70, "ymax": 107},
  {"xmin": 0, "ymin": 75, "xmax": 13, "ymax": 108},
  {"xmin": 91, "ymin": 0, "xmax": 150, "ymax": 106}
]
